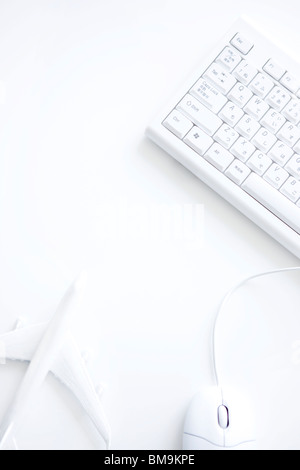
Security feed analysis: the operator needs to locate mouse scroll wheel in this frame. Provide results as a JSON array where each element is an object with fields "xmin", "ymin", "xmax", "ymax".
[{"xmin": 218, "ymin": 405, "xmax": 229, "ymax": 429}]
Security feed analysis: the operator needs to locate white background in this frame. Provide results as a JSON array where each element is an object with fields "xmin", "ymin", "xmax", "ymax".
[{"xmin": 0, "ymin": 0, "xmax": 300, "ymax": 450}]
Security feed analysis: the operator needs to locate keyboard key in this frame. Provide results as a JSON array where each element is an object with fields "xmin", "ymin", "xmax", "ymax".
[
  {"xmin": 214, "ymin": 124, "xmax": 239, "ymax": 149},
  {"xmin": 280, "ymin": 72, "xmax": 300, "ymax": 94},
  {"xmin": 249, "ymin": 73, "xmax": 274, "ymax": 98},
  {"xmin": 230, "ymin": 33, "xmax": 253, "ymax": 55},
  {"xmin": 252, "ymin": 127, "xmax": 277, "ymax": 153},
  {"xmin": 293, "ymin": 140, "xmax": 300, "ymax": 154},
  {"xmin": 280, "ymin": 177, "xmax": 300, "ymax": 202},
  {"xmin": 225, "ymin": 159, "xmax": 251, "ymax": 185},
  {"xmin": 268, "ymin": 141, "xmax": 293, "ymax": 166},
  {"xmin": 233, "ymin": 60, "xmax": 257, "ymax": 85},
  {"xmin": 277, "ymin": 122, "xmax": 300, "ymax": 147},
  {"xmin": 263, "ymin": 59, "xmax": 285, "ymax": 81},
  {"xmin": 264, "ymin": 163, "xmax": 289, "ymax": 189},
  {"xmin": 231, "ymin": 137, "xmax": 255, "ymax": 162},
  {"xmin": 235, "ymin": 114, "xmax": 260, "ymax": 139},
  {"xmin": 244, "ymin": 96, "xmax": 269, "ymax": 121},
  {"xmin": 216, "ymin": 47, "xmax": 241, "ymax": 72},
  {"xmin": 190, "ymin": 78, "xmax": 228, "ymax": 113},
  {"xmin": 247, "ymin": 150, "xmax": 272, "ymax": 176},
  {"xmin": 218, "ymin": 101, "xmax": 244, "ymax": 126},
  {"xmin": 203, "ymin": 63, "xmax": 236, "ymax": 94},
  {"xmin": 163, "ymin": 110, "xmax": 193, "ymax": 138},
  {"xmin": 227, "ymin": 83, "xmax": 253, "ymax": 108},
  {"xmin": 285, "ymin": 154, "xmax": 300, "ymax": 180},
  {"xmin": 242, "ymin": 172, "xmax": 300, "ymax": 234},
  {"xmin": 260, "ymin": 109, "xmax": 286, "ymax": 134},
  {"xmin": 282, "ymin": 99, "xmax": 300, "ymax": 124},
  {"xmin": 177, "ymin": 94, "xmax": 222, "ymax": 136},
  {"xmin": 204, "ymin": 143, "xmax": 234, "ymax": 171},
  {"xmin": 265, "ymin": 86, "xmax": 291, "ymax": 112},
  {"xmin": 184, "ymin": 126, "xmax": 213, "ymax": 156}
]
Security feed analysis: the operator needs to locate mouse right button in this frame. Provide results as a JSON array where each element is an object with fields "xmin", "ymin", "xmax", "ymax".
[{"xmin": 223, "ymin": 388, "xmax": 256, "ymax": 448}]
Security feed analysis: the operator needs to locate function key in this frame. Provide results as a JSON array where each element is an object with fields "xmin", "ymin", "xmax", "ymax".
[
  {"xmin": 263, "ymin": 59, "xmax": 285, "ymax": 81},
  {"xmin": 230, "ymin": 33, "xmax": 253, "ymax": 55}
]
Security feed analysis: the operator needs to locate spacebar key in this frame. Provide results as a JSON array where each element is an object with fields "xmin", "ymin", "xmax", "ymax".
[
  {"xmin": 242, "ymin": 173, "xmax": 300, "ymax": 234},
  {"xmin": 177, "ymin": 94, "xmax": 222, "ymax": 136}
]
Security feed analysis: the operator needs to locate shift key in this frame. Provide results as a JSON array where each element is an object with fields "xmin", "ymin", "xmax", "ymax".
[{"xmin": 177, "ymin": 94, "xmax": 222, "ymax": 136}]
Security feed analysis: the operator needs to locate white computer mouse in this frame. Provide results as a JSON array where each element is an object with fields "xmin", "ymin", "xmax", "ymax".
[{"xmin": 183, "ymin": 386, "xmax": 256, "ymax": 450}]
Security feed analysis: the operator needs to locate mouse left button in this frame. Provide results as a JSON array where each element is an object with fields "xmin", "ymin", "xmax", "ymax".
[{"xmin": 183, "ymin": 387, "xmax": 224, "ymax": 448}]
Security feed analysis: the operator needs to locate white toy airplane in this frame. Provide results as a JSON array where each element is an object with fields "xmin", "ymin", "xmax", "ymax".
[{"xmin": 0, "ymin": 272, "xmax": 111, "ymax": 450}]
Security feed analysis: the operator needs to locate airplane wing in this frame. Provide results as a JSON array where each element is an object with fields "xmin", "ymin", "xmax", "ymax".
[
  {"xmin": 0, "ymin": 323, "xmax": 47, "ymax": 362},
  {"xmin": 0, "ymin": 324, "xmax": 111, "ymax": 449}
]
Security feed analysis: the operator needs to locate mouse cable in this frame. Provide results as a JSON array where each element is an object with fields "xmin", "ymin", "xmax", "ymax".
[{"xmin": 212, "ymin": 266, "xmax": 300, "ymax": 388}]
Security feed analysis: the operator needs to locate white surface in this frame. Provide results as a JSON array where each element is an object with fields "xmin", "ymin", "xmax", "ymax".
[{"xmin": 0, "ymin": 0, "xmax": 300, "ymax": 450}]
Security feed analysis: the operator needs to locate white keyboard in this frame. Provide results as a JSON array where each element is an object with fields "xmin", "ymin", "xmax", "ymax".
[{"xmin": 146, "ymin": 19, "xmax": 300, "ymax": 259}]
